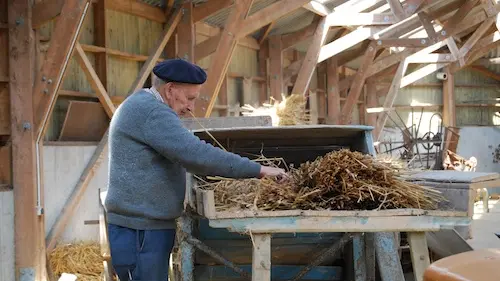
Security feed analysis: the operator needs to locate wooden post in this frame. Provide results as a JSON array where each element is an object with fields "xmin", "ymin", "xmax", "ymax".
[
  {"xmin": 252, "ymin": 234, "xmax": 271, "ymax": 281},
  {"xmin": 9, "ymin": 0, "xmax": 39, "ymax": 279},
  {"xmin": 177, "ymin": 1, "xmax": 194, "ymax": 62},
  {"xmin": 291, "ymin": 16, "xmax": 329, "ymax": 97},
  {"xmin": 258, "ymin": 44, "xmax": 268, "ymax": 104},
  {"xmin": 442, "ymin": 67, "xmax": 456, "ymax": 127},
  {"xmin": 366, "ymin": 81, "xmax": 377, "ymax": 127},
  {"xmin": 94, "ymin": 0, "xmax": 107, "ymax": 90},
  {"xmin": 268, "ymin": 35, "xmax": 283, "ymax": 101},
  {"xmin": 317, "ymin": 63, "xmax": 327, "ymax": 121},
  {"xmin": 326, "ymin": 57, "xmax": 340, "ymax": 124}
]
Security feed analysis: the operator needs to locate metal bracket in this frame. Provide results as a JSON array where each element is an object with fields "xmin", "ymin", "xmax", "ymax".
[{"xmin": 20, "ymin": 267, "xmax": 35, "ymax": 281}]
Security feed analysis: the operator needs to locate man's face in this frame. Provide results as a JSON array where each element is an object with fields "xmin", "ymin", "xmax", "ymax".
[{"xmin": 162, "ymin": 82, "xmax": 202, "ymax": 117}]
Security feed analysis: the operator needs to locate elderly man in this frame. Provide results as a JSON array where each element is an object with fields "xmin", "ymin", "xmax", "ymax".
[{"xmin": 104, "ymin": 59, "xmax": 286, "ymax": 281}]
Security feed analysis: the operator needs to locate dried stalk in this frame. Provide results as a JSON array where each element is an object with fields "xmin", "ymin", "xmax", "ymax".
[{"xmin": 199, "ymin": 149, "xmax": 446, "ymax": 212}]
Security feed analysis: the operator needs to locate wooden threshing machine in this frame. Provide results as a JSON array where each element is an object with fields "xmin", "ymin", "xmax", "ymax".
[{"xmin": 174, "ymin": 124, "xmax": 470, "ymax": 281}]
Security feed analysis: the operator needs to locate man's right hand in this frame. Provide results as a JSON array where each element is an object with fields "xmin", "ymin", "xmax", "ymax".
[{"xmin": 259, "ymin": 166, "xmax": 289, "ymax": 182}]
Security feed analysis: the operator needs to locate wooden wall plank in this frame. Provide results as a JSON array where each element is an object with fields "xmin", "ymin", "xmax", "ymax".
[
  {"xmin": 0, "ymin": 144, "xmax": 11, "ymax": 186},
  {"xmin": 58, "ymin": 101, "xmax": 109, "ymax": 141},
  {"xmin": 0, "ymin": 84, "xmax": 9, "ymax": 135},
  {"xmin": 326, "ymin": 57, "xmax": 340, "ymax": 124},
  {"xmin": 93, "ymin": 0, "xmax": 108, "ymax": 90},
  {"xmin": 9, "ymin": 0, "xmax": 39, "ymax": 277}
]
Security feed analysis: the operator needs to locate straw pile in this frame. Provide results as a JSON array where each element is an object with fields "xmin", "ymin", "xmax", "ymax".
[
  {"xmin": 49, "ymin": 242, "xmax": 104, "ymax": 281},
  {"xmin": 241, "ymin": 94, "xmax": 310, "ymax": 126},
  {"xmin": 199, "ymin": 149, "xmax": 445, "ymax": 212}
]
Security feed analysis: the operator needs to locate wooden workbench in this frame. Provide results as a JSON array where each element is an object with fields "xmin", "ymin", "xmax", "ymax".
[
  {"xmin": 188, "ymin": 186, "xmax": 470, "ymax": 281},
  {"xmin": 405, "ymin": 170, "xmax": 500, "ymax": 239}
]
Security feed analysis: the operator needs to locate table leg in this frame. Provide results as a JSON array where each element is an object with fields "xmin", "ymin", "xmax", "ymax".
[
  {"xmin": 179, "ymin": 215, "xmax": 194, "ymax": 281},
  {"xmin": 407, "ymin": 232, "xmax": 431, "ymax": 281},
  {"xmin": 482, "ymin": 188, "xmax": 489, "ymax": 213},
  {"xmin": 252, "ymin": 234, "xmax": 271, "ymax": 281},
  {"xmin": 365, "ymin": 233, "xmax": 376, "ymax": 281},
  {"xmin": 353, "ymin": 233, "xmax": 366, "ymax": 281},
  {"xmin": 374, "ymin": 232, "xmax": 405, "ymax": 281}
]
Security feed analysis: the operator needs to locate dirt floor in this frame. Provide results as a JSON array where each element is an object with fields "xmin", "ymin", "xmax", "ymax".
[{"xmin": 467, "ymin": 199, "xmax": 500, "ymax": 249}]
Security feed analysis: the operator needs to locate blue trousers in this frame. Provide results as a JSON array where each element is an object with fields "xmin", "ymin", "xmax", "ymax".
[{"xmin": 107, "ymin": 223, "xmax": 176, "ymax": 281}]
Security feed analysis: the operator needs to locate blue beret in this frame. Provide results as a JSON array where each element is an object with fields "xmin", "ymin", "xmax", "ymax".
[{"xmin": 152, "ymin": 59, "xmax": 207, "ymax": 84}]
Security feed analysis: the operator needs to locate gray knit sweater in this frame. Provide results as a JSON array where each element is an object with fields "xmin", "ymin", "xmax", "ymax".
[{"xmin": 104, "ymin": 90, "xmax": 261, "ymax": 230}]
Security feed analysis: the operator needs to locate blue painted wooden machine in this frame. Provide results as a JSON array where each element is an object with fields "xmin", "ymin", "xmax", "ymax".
[{"xmin": 174, "ymin": 123, "xmax": 470, "ymax": 281}]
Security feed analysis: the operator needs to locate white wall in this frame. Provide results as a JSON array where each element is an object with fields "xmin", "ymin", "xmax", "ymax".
[
  {"xmin": 0, "ymin": 191, "xmax": 14, "ymax": 281},
  {"xmin": 456, "ymin": 126, "xmax": 500, "ymax": 173},
  {"xmin": 43, "ymin": 144, "xmax": 108, "ymax": 243}
]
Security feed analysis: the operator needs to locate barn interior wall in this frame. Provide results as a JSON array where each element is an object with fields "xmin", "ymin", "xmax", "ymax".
[{"xmin": 381, "ymin": 67, "xmax": 500, "ymax": 141}]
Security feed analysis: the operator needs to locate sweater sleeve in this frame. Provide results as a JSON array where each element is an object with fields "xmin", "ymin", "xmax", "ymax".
[{"xmin": 142, "ymin": 105, "xmax": 261, "ymax": 178}]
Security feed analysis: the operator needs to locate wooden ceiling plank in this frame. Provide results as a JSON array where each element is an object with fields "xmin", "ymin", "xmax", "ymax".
[
  {"xmin": 197, "ymin": 0, "xmax": 255, "ymax": 117},
  {"xmin": 193, "ymin": 0, "xmax": 232, "ymax": 22},
  {"xmin": 33, "ymin": 0, "xmax": 91, "ymax": 136},
  {"xmin": 74, "ymin": 43, "xmax": 116, "ymax": 118},
  {"xmin": 291, "ymin": 16, "xmax": 329, "ymax": 96}
]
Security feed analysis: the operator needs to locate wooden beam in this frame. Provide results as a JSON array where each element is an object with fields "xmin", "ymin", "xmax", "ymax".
[
  {"xmin": 326, "ymin": 13, "xmax": 397, "ymax": 26},
  {"xmin": 401, "ymin": 63, "xmax": 448, "ymax": 87},
  {"xmin": 418, "ymin": 11, "xmax": 438, "ymax": 42},
  {"xmin": 291, "ymin": 16, "xmax": 329, "ymax": 96},
  {"xmin": 177, "ymin": 1, "xmax": 194, "ymax": 62},
  {"xmin": 32, "ymin": 0, "xmax": 64, "ymax": 28},
  {"xmin": 375, "ymin": 38, "xmax": 434, "ymax": 47},
  {"xmin": 74, "ymin": 43, "xmax": 116, "ymax": 117},
  {"xmin": 33, "ymin": 0, "xmax": 91, "ymax": 137},
  {"xmin": 9, "ymin": 0, "xmax": 39, "ymax": 277},
  {"xmin": 106, "ymin": 0, "xmax": 166, "ymax": 23},
  {"xmin": 94, "ymin": 0, "xmax": 108, "ymax": 91},
  {"xmin": 317, "ymin": 63, "xmax": 327, "ymax": 119},
  {"xmin": 318, "ymin": 27, "xmax": 383, "ymax": 63},
  {"xmin": 327, "ymin": 57, "xmax": 340, "ymax": 124},
  {"xmin": 438, "ymin": 0, "xmax": 480, "ymax": 37},
  {"xmin": 468, "ymin": 65, "xmax": 500, "ymax": 81},
  {"xmin": 442, "ymin": 66, "xmax": 456, "ymax": 127},
  {"xmin": 259, "ymin": 22, "xmax": 275, "ymax": 45},
  {"xmin": 195, "ymin": 34, "xmax": 260, "ymax": 62},
  {"xmin": 236, "ymin": 0, "xmax": 310, "ymax": 39},
  {"xmin": 406, "ymin": 53, "xmax": 455, "ymax": 63},
  {"xmin": 269, "ymin": 35, "xmax": 283, "ymax": 100},
  {"xmin": 193, "ymin": 0, "xmax": 232, "ymax": 22},
  {"xmin": 340, "ymin": 43, "xmax": 378, "ymax": 124},
  {"xmin": 281, "ymin": 19, "xmax": 318, "ymax": 50},
  {"xmin": 303, "ymin": 1, "xmax": 331, "ymax": 16},
  {"xmin": 196, "ymin": 0, "xmax": 255, "ymax": 117},
  {"xmin": 366, "ymin": 81, "xmax": 377, "ymax": 127},
  {"xmin": 126, "ymin": 9, "xmax": 182, "ymax": 95},
  {"xmin": 387, "ymin": 0, "xmax": 407, "ymax": 21},
  {"xmin": 459, "ymin": 17, "xmax": 495, "ymax": 58},
  {"xmin": 373, "ymin": 61, "xmax": 408, "ymax": 140}
]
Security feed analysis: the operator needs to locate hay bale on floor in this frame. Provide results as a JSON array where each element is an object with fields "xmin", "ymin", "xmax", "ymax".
[
  {"xmin": 241, "ymin": 94, "xmax": 310, "ymax": 126},
  {"xmin": 49, "ymin": 241, "xmax": 104, "ymax": 281}
]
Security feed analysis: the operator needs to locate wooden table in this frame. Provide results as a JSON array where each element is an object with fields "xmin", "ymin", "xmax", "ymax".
[{"xmin": 189, "ymin": 188, "xmax": 470, "ymax": 281}]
